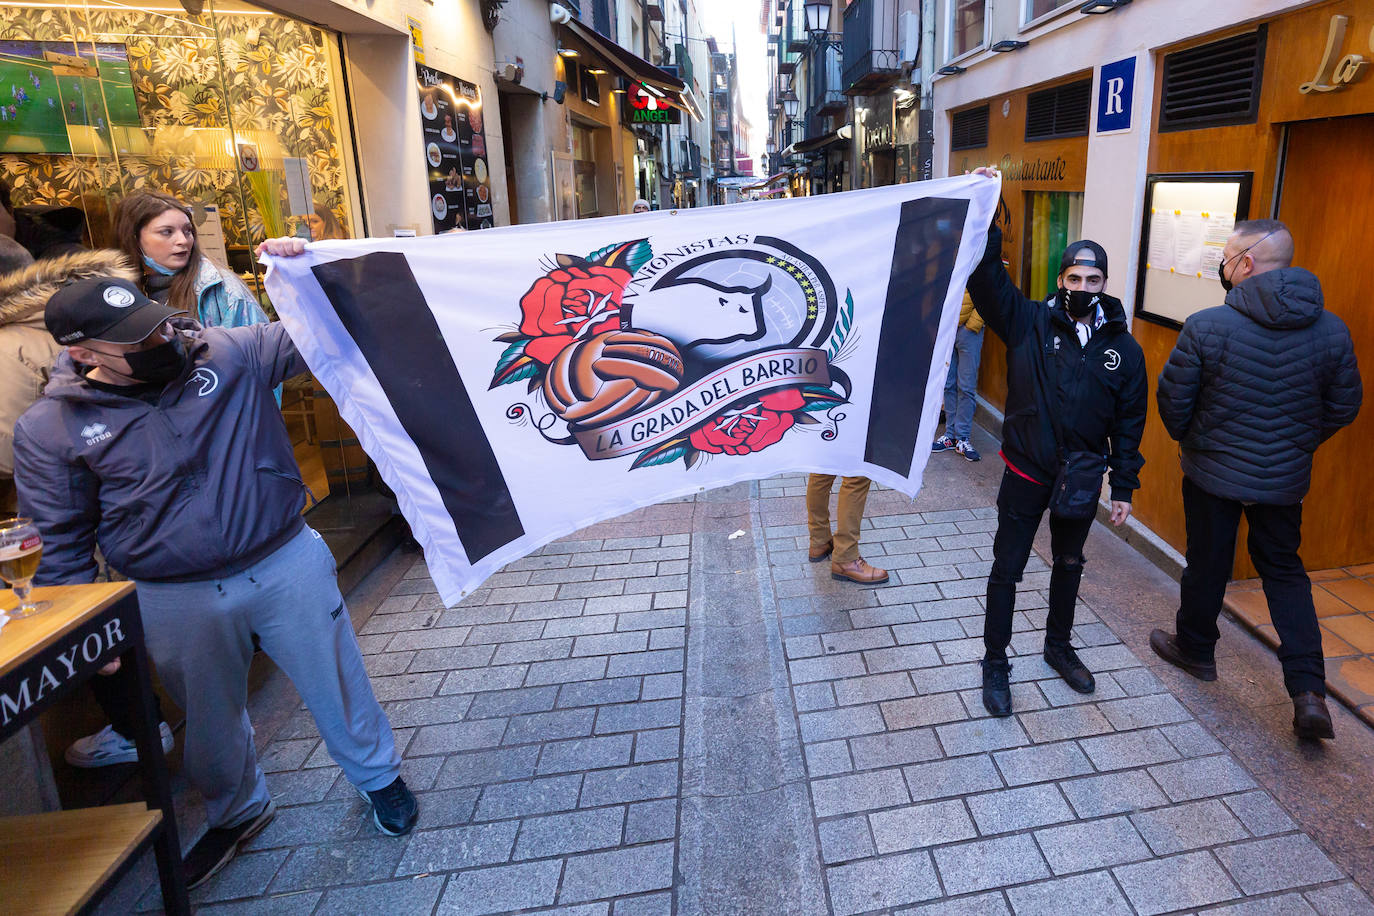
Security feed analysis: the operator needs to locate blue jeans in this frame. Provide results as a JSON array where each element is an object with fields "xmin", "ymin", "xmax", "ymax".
[
  {"xmin": 943, "ymin": 325, "xmax": 984, "ymax": 440},
  {"xmin": 136, "ymin": 525, "xmax": 400, "ymax": 829}
]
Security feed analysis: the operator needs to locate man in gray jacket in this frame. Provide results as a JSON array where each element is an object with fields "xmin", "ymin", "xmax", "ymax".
[
  {"xmin": 1152, "ymin": 219, "xmax": 1361, "ymax": 740},
  {"xmin": 14, "ymin": 269, "xmax": 417, "ymax": 888}
]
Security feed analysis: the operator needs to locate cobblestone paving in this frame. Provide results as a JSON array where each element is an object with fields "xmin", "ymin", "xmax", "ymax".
[{"xmin": 143, "ymin": 475, "xmax": 1374, "ymax": 915}]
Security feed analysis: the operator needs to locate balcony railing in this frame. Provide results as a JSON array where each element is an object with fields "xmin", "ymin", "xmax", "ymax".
[
  {"xmin": 807, "ymin": 36, "xmax": 846, "ymax": 118},
  {"xmin": 842, "ymin": 0, "xmax": 903, "ymax": 96},
  {"xmin": 784, "ymin": 0, "xmax": 808, "ymax": 55}
]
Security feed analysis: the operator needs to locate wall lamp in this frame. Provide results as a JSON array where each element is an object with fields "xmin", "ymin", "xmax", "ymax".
[
  {"xmin": 990, "ymin": 40, "xmax": 1029, "ymax": 52},
  {"xmin": 936, "ymin": 65, "xmax": 965, "ymax": 75},
  {"xmin": 1080, "ymin": 0, "xmax": 1131, "ymax": 12},
  {"xmin": 556, "ymin": 43, "xmax": 579, "ymax": 58}
]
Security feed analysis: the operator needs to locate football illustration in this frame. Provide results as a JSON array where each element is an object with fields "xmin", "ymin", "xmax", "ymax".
[{"xmin": 543, "ymin": 330, "xmax": 685, "ymax": 428}]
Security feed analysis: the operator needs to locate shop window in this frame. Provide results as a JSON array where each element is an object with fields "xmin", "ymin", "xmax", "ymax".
[
  {"xmin": 0, "ymin": 1, "xmax": 371, "ymax": 521},
  {"xmin": 1159, "ymin": 28, "xmax": 1266, "ymax": 133},
  {"xmin": 1025, "ymin": 78, "xmax": 1091, "ymax": 141},
  {"xmin": 572, "ymin": 124, "xmax": 599, "ymax": 217},
  {"xmin": 1022, "ymin": 191, "xmax": 1084, "ymax": 299},
  {"xmin": 949, "ymin": 0, "xmax": 986, "ymax": 60},
  {"xmin": 950, "ymin": 105, "xmax": 989, "ymax": 151},
  {"xmin": 579, "ymin": 65, "xmax": 601, "ymax": 106}
]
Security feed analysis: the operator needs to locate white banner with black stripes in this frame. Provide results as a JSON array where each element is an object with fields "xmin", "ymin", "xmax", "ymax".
[{"xmin": 263, "ymin": 175, "xmax": 999, "ymax": 606}]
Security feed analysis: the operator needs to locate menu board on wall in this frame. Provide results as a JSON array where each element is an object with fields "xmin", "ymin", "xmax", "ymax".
[
  {"xmin": 895, "ymin": 145, "xmax": 911, "ymax": 184},
  {"xmin": 416, "ymin": 63, "xmax": 492, "ymax": 233},
  {"xmin": 1134, "ymin": 172, "xmax": 1252, "ymax": 329}
]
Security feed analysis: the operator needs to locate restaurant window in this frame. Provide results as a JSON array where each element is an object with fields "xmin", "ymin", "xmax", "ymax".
[
  {"xmin": 949, "ymin": 0, "xmax": 986, "ymax": 60},
  {"xmin": 572, "ymin": 123, "xmax": 599, "ymax": 217},
  {"xmin": 0, "ymin": 2, "xmax": 376, "ymax": 528},
  {"xmin": 1022, "ymin": 191, "xmax": 1084, "ymax": 299},
  {"xmin": 1159, "ymin": 28, "xmax": 1266, "ymax": 133},
  {"xmin": 1025, "ymin": 78, "xmax": 1092, "ymax": 141},
  {"xmin": 950, "ymin": 105, "xmax": 989, "ymax": 151}
]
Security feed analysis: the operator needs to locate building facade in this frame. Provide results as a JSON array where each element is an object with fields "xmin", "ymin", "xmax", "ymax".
[
  {"xmin": 930, "ymin": 0, "xmax": 1374, "ymax": 573},
  {"xmin": 0, "ymin": 0, "xmax": 714, "ymax": 546}
]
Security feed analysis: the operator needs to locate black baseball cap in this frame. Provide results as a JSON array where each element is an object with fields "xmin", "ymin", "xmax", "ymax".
[
  {"xmin": 1059, "ymin": 240, "xmax": 1109, "ymax": 278},
  {"xmin": 45, "ymin": 277, "xmax": 186, "ymax": 346}
]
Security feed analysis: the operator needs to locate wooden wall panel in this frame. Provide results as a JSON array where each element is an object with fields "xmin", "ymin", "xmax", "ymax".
[{"xmin": 1275, "ymin": 114, "xmax": 1374, "ymax": 571}]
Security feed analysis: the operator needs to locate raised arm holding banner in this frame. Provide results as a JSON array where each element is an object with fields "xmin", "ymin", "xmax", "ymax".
[{"xmin": 262, "ymin": 174, "xmax": 1000, "ymax": 606}]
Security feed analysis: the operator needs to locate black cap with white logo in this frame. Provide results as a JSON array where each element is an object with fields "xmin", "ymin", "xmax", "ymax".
[{"xmin": 45, "ymin": 277, "xmax": 186, "ymax": 346}]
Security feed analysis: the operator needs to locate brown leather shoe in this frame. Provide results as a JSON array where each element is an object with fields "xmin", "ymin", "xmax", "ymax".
[
  {"xmin": 808, "ymin": 540, "xmax": 834, "ymax": 563},
  {"xmin": 1148, "ymin": 629, "xmax": 1217, "ymax": 682},
  {"xmin": 1292, "ymin": 692, "xmax": 1335, "ymax": 740},
  {"xmin": 831, "ymin": 558, "xmax": 889, "ymax": 584}
]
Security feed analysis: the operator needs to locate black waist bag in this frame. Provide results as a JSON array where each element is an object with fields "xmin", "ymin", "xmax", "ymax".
[
  {"xmin": 1044, "ymin": 335, "xmax": 1107, "ymax": 520},
  {"xmin": 1049, "ymin": 451, "xmax": 1107, "ymax": 519}
]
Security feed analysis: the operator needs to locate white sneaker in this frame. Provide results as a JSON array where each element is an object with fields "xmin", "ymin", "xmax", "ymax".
[{"xmin": 65, "ymin": 722, "xmax": 174, "ymax": 768}]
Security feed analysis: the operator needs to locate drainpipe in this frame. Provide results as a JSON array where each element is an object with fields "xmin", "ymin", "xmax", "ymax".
[{"xmin": 917, "ymin": 0, "xmax": 935, "ymax": 180}]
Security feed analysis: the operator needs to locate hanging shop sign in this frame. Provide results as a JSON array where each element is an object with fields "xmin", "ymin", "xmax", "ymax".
[
  {"xmin": 417, "ymin": 64, "xmax": 493, "ymax": 232},
  {"xmin": 626, "ymin": 80, "xmax": 681, "ymax": 125}
]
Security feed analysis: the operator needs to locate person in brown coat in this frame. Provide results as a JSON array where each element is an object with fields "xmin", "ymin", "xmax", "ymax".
[{"xmin": 0, "ymin": 244, "xmax": 138, "ymax": 513}]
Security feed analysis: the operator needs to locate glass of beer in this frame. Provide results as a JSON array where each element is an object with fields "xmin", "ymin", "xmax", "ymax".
[{"xmin": 0, "ymin": 517, "xmax": 50, "ymax": 618}]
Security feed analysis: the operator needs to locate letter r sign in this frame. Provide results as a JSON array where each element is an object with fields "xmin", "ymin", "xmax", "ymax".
[{"xmin": 1097, "ymin": 56, "xmax": 1135, "ymax": 133}]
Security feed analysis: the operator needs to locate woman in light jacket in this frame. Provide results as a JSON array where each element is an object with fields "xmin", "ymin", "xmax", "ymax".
[{"xmin": 112, "ymin": 190, "xmax": 267, "ymax": 330}]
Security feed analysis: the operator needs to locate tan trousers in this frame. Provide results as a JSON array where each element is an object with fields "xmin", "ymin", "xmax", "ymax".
[{"xmin": 806, "ymin": 475, "xmax": 872, "ymax": 564}]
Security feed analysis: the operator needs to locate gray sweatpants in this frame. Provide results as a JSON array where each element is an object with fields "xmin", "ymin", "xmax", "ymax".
[{"xmin": 136, "ymin": 525, "xmax": 400, "ymax": 829}]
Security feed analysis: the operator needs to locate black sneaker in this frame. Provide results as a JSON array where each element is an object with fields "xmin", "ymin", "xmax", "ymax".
[
  {"xmin": 184, "ymin": 800, "xmax": 276, "ymax": 890},
  {"xmin": 359, "ymin": 776, "xmax": 418, "ymax": 836},
  {"xmin": 1044, "ymin": 643, "xmax": 1096, "ymax": 694},
  {"xmin": 981, "ymin": 658, "xmax": 1013, "ymax": 717}
]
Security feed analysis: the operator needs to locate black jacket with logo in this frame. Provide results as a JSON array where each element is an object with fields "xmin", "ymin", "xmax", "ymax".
[{"xmin": 966, "ymin": 227, "xmax": 1148, "ymax": 501}]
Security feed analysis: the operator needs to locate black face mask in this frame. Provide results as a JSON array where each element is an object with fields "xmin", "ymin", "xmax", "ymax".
[
  {"xmin": 123, "ymin": 337, "xmax": 187, "ymax": 385},
  {"xmin": 1060, "ymin": 288, "xmax": 1099, "ymax": 320}
]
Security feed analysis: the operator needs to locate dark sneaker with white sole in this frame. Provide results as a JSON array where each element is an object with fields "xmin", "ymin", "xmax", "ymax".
[
  {"xmin": 184, "ymin": 800, "xmax": 276, "ymax": 890},
  {"xmin": 359, "ymin": 776, "xmax": 418, "ymax": 836}
]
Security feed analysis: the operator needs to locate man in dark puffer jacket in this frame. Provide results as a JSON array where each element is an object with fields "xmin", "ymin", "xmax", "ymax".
[{"xmin": 1152, "ymin": 219, "xmax": 1361, "ymax": 741}]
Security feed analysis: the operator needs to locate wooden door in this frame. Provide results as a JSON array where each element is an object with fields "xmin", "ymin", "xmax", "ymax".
[{"xmin": 1272, "ymin": 114, "xmax": 1374, "ymax": 572}]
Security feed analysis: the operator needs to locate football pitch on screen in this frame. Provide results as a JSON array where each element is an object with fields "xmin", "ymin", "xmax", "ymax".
[{"xmin": 0, "ymin": 50, "xmax": 139, "ymax": 154}]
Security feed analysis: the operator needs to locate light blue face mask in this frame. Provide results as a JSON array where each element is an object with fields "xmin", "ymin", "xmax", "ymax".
[{"xmin": 143, "ymin": 254, "xmax": 178, "ymax": 276}]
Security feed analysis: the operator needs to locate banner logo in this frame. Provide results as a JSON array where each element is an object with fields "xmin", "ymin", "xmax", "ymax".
[{"xmin": 488, "ymin": 234, "xmax": 855, "ymax": 468}]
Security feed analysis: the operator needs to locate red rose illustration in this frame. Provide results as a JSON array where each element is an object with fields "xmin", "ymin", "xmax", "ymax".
[
  {"xmin": 519, "ymin": 264, "xmax": 632, "ymax": 364},
  {"xmin": 689, "ymin": 388, "xmax": 805, "ymax": 456}
]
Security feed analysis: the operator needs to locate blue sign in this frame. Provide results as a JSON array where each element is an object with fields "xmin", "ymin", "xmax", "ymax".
[{"xmin": 1096, "ymin": 56, "xmax": 1135, "ymax": 133}]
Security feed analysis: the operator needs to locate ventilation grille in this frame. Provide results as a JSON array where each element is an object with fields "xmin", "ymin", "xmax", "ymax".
[
  {"xmin": 950, "ymin": 105, "xmax": 989, "ymax": 151},
  {"xmin": 1159, "ymin": 28, "xmax": 1266, "ymax": 132},
  {"xmin": 1025, "ymin": 78, "xmax": 1091, "ymax": 141}
]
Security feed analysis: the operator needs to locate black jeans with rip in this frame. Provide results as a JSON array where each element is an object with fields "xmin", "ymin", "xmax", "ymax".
[
  {"xmin": 985, "ymin": 468, "xmax": 1096, "ymax": 662},
  {"xmin": 1176, "ymin": 476, "xmax": 1324, "ymax": 697}
]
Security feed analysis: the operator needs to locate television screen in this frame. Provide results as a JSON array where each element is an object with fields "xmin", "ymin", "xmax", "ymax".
[{"xmin": 0, "ymin": 40, "xmax": 141, "ymax": 154}]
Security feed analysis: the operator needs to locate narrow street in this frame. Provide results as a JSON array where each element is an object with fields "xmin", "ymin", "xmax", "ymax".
[{"xmin": 99, "ymin": 421, "xmax": 1374, "ymax": 915}]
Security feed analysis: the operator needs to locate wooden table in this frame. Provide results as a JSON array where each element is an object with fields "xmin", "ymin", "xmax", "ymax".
[{"xmin": 0, "ymin": 583, "xmax": 189, "ymax": 915}]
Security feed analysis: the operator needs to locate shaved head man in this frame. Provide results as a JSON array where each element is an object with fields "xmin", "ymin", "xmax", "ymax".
[{"xmin": 1154, "ymin": 218, "xmax": 1362, "ymax": 741}]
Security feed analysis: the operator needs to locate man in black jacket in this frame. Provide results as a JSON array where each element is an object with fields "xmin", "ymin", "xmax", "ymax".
[
  {"xmin": 965, "ymin": 170, "xmax": 1148, "ymax": 716},
  {"xmin": 1152, "ymin": 219, "xmax": 1361, "ymax": 741}
]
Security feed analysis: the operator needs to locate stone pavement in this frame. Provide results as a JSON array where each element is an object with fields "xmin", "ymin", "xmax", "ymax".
[{"xmin": 115, "ymin": 432, "xmax": 1374, "ymax": 915}]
